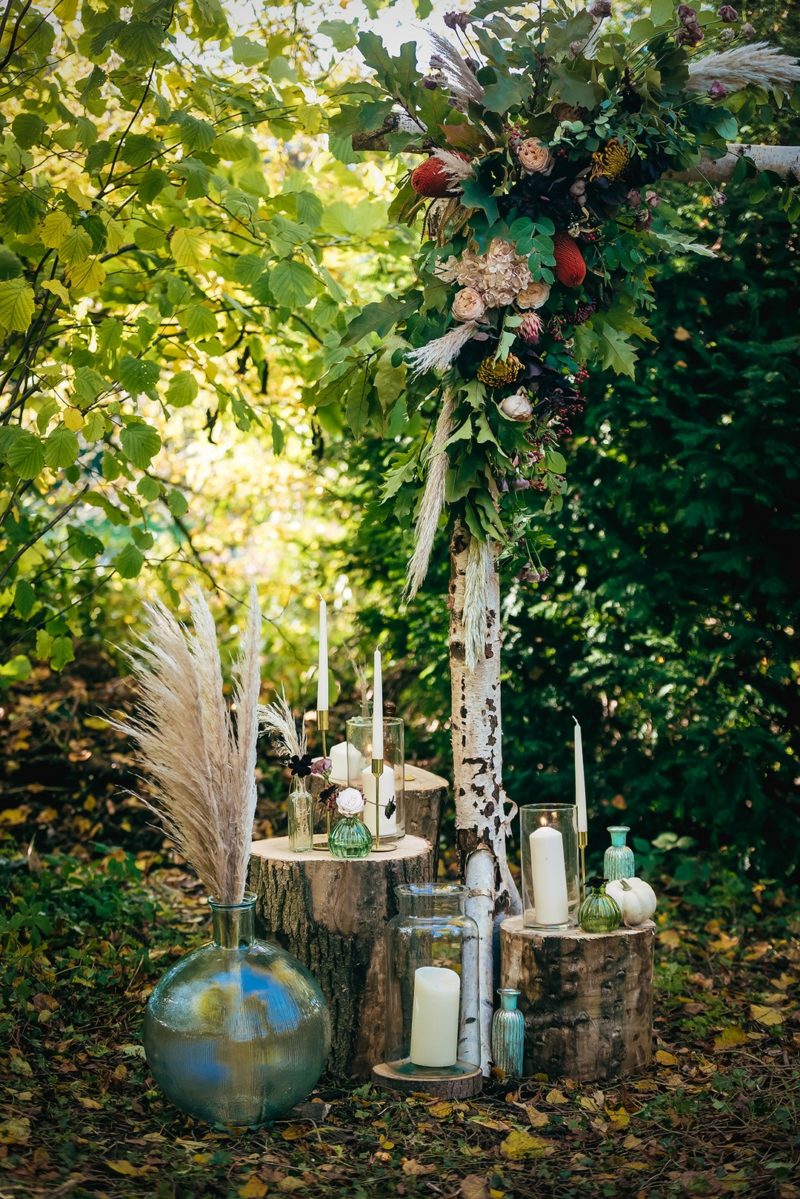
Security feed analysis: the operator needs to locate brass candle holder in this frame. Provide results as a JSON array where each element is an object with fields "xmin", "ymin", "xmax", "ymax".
[
  {"xmin": 314, "ymin": 709, "xmax": 331, "ymax": 852},
  {"xmin": 578, "ymin": 829, "xmax": 588, "ymax": 894}
]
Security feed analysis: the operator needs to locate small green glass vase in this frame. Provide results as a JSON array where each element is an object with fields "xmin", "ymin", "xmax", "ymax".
[
  {"xmin": 579, "ymin": 878, "xmax": 622, "ymax": 933},
  {"xmin": 491, "ymin": 988, "xmax": 525, "ymax": 1080},
  {"xmin": 328, "ymin": 815, "xmax": 372, "ymax": 859},
  {"xmin": 603, "ymin": 825, "xmax": 635, "ymax": 881}
]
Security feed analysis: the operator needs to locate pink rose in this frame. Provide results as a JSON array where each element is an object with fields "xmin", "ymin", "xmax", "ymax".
[
  {"xmin": 517, "ymin": 138, "xmax": 554, "ymax": 176},
  {"xmin": 452, "ymin": 286, "xmax": 486, "ymax": 322}
]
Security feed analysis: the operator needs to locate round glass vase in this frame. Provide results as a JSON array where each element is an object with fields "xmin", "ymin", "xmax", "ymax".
[
  {"xmin": 287, "ymin": 778, "xmax": 314, "ymax": 853},
  {"xmin": 329, "ymin": 814, "xmax": 372, "ymax": 859},
  {"xmin": 520, "ymin": 804, "xmax": 580, "ymax": 929},
  {"xmin": 346, "ymin": 716, "xmax": 404, "ymax": 848},
  {"xmin": 384, "ymin": 883, "xmax": 480, "ymax": 1081},
  {"xmin": 578, "ymin": 879, "xmax": 622, "ymax": 934},
  {"xmin": 603, "ymin": 825, "xmax": 635, "ymax": 881},
  {"xmin": 143, "ymin": 895, "xmax": 331, "ymax": 1127},
  {"xmin": 491, "ymin": 989, "xmax": 525, "ymax": 1080}
]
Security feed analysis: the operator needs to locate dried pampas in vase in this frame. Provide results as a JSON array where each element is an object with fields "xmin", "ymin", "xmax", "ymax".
[
  {"xmin": 113, "ymin": 585, "xmax": 262, "ymax": 904},
  {"xmin": 121, "ymin": 587, "xmax": 332, "ymax": 1129}
]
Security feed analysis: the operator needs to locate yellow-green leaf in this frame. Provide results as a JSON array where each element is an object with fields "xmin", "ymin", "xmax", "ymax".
[
  {"xmin": 170, "ymin": 227, "xmax": 205, "ymax": 271},
  {"xmin": 750, "ymin": 1004, "xmax": 783, "ymax": 1027},
  {"xmin": 59, "ymin": 225, "xmax": 92, "ymax": 267},
  {"xmin": 41, "ymin": 278, "xmax": 71, "ymax": 305},
  {"xmin": 499, "ymin": 1130, "xmax": 553, "ymax": 1160},
  {"xmin": 0, "ymin": 278, "xmax": 35, "ymax": 332},
  {"xmin": 39, "ymin": 210, "xmax": 73, "ymax": 249},
  {"xmin": 67, "ymin": 257, "xmax": 106, "ymax": 294}
]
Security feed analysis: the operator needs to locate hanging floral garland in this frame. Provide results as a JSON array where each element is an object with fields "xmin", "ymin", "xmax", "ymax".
[{"xmin": 327, "ymin": 2, "xmax": 799, "ymax": 662}]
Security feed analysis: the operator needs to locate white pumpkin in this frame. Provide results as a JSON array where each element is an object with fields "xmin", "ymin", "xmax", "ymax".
[{"xmin": 605, "ymin": 877, "xmax": 657, "ymax": 927}]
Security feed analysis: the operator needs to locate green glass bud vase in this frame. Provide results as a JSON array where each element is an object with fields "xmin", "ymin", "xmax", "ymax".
[
  {"xmin": 579, "ymin": 878, "xmax": 622, "ymax": 934},
  {"xmin": 491, "ymin": 989, "xmax": 525, "ymax": 1080},
  {"xmin": 603, "ymin": 825, "xmax": 635, "ymax": 881},
  {"xmin": 328, "ymin": 815, "xmax": 372, "ymax": 859}
]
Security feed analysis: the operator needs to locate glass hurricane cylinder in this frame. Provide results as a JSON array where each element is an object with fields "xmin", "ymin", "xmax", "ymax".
[
  {"xmin": 384, "ymin": 883, "xmax": 480, "ymax": 1081},
  {"xmin": 346, "ymin": 716, "xmax": 404, "ymax": 847},
  {"xmin": 521, "ymin": 804, "xmax": 580, "ymax": 929},
  {"xmin": 144, "ymin": 895, "xmax": 331, "ymax": 1126},
  {"xmin": 287, "ymin": 778, "xmax": 314, "ymax": 853},
  {"xmin": 603, "ymin": 825, "xmax": 635, "ymax": 881}
]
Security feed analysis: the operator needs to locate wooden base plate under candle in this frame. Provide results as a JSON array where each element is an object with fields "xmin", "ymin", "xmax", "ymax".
[{"xmin": 372, "ymin": 1060, "xmax": 483, "ymax": 1099}]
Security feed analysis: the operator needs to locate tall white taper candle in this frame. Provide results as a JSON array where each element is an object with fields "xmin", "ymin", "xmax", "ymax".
[
  {"xmin": 573, "ymin": 716, "xmax": 587, "ymax": 834},
  {"xmin": 372, "ymin": 649, "xmax": 383, "ymax": 760},
  {"xmin": 317, "ymin": 599, "xmax": 328, "ymax": 712}
]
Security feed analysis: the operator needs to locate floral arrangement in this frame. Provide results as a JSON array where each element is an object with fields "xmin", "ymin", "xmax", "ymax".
[
  {"xmin": 330, "ymin": 1, "xmax": 799, "ymax": 652},
  {"xmin": 260, "ymin": 694, "xmax": 340, "ymax": 815}
]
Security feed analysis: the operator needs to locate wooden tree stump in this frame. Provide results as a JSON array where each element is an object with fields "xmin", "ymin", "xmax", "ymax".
[
  {"xmin": 309, "ymin": 764, "xmax": 448, "ymax": 861},
  {"xmin": 500, "ymin": 916, "xmax": 655, "ymax": 1082},
  {"xmin": 371, "ymin": 1061, "xmax": 483, "ymax": 1099},
  {"xmin": 249, "ymin": 835, "xmax": 433, "ymax": 1080}
]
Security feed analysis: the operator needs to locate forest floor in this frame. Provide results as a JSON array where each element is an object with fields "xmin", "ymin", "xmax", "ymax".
[{"xmin": 1, "ymin": 662, "xmax": 799, "ymax": 1199}]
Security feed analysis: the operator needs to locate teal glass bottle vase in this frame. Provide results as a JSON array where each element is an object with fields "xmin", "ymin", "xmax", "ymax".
[
  {"xmin": 578, "ymin": 878, "xmax": 622, "ymax": 933},
  {"xmin": 328, "ymin": 815, "xmax": 372, "ymax": 859},
  {"xmin": 603, "ymin": 825, "xmax": 635, "ymax": 881},
  {"xmin": 144, "ymin": 895, "xmax": 331, "ymax": 1126},
  {"xmin": 491, "ymin": 989, "xmax": 525, "ymax": 1080}
]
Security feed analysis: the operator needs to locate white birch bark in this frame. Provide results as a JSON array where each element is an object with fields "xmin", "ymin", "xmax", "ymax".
[
  {"xmin": 668, "ymin": 144, "xmax": 800, "ymax": 182},
  {"xmin": 449, "ymin": 522, "xmax": 522, "ymax": 1073}
]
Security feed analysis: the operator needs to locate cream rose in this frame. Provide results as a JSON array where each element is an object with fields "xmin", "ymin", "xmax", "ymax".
[
  {"xmin": 336, "ymin": 787, "xmax": 365, "ymax": 817},
  {"xmin": 499, "ymin": 392, "xmax": 533, "ymax": 422},
  {"xmin": 451, "ymin": 286, "xmax": 486, "ymax": 323},
  {"xmin": 516, "ymin": 281, "xmax": 551, "ymax": 310},
  {"xmin": 517, "ymin": 137, "xmax": 554, "ymax": 176}
]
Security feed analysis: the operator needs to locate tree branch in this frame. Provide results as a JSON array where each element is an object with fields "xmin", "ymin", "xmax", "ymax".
[
  {"xmin": 0, "ymin": 485, "xmax": 88, "ymax": 587},
  {"xmin": 667, "ymin": 143, "xmax": 800, "ymax": 183}
]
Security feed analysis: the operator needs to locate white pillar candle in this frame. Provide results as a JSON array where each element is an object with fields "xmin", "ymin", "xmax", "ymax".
[
  {"xmin": 529, "ymin": 824, "xmax": 569, "ymax": 926},
  {"xmin": 409, "ymin": 966, "xmax": 460, "ymax": 1068},
  {"xmin": 317, "ymin": 599, "xmax": 328, "ymax": 712},
  {"xmin": 573, "ymin": 716, "xmax": 587, "ymax": 834},
  {"xmin": 329, "ymin": 740, "xmax": 361, "ymax": 785},
  {"xmin": 362, "ymin": 765, "xmax": 397, "ymax": 835},
  {"xmin": 372, "ymin": 648, "xmax": 383, "ymax": 760}
]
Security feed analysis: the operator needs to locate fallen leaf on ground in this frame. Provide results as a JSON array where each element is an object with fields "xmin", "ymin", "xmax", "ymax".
[
  {"xmin": 239, "ymin": 1178, "xmax": 268, "ymax": 1198},
  {"xmin": 460, "ymin": 1176, "xmax": 489, "ymax": 1199},
  {"xmin": 499, "ymin": 1130, "xmax": 553, "ymax": 1160},
  {"xmin": 713, "ymin": 1027, "xmax": 748, "ymax": 1051},
  {"xmin": 750, "ymin": 1004, "xmax": 783, "ymax": 1027},
  {"xmin": 105, "ymin": 1159, "xmax": 152, "ymax": 1176},
  {"xmin": 545, "ymin": 1087, "xmax": 568, "ymax": 1105},
  {"xmin": 0, "ymin": 1118, "xmax": 31, "ymax": 1145},
  {"xmin": 402, "ymin": 1158, "xmax": 437, "ymax": 1176},
  {"xmin": 656, "ymin": 1049, "xmax": 678, "ymax": 1066}
]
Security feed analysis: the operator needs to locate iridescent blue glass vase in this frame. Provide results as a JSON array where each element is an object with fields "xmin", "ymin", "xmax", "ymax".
[
  {"xmin": 144, "ymin": 895, "xmax": 330, "ymax": 1126},
  {"xmin": 491, "ymin": 988, "xmax": 525, "ymax": 1080},
  {"xmin": 603, "ymin": 826, "xmax": 635, "ymax": 881}
]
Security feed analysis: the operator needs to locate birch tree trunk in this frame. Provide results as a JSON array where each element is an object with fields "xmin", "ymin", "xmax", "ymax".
[{"xmin": 449, "ymin": 522, "xmax": 522, "ymax": 1072}]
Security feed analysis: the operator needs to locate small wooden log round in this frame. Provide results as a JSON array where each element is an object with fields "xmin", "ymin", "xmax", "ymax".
[
  {"xmin": 309, "ymin": 763, "xmax": 448, "ymax": 862},
  {"xmin": 249, "ymin": 834, "xmax": 433, "ymax": 1080},
  {"xmin": 500, "ymin": 916, "xmax": 655, "ymax": 1083},
  {"xmin": 371, "ymin": 1061, "xmax": 483, "ymax": 1099}
]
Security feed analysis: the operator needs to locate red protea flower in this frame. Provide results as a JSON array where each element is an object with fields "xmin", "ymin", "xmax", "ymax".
[
  {"xmin": 553, "ymin": 232, "xmax": 587, "ymax": 288},
  {"xmin": 410, "ymin": 153, "xmax": 469, "ymax": 197},
  {"xmin": 519, "ymin": 312, "xmax": 544, "ymax": 344}
]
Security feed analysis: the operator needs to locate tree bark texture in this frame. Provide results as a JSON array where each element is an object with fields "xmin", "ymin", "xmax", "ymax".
[
  {"xmin": 449, "ymin": 524, "xmax": 522, "ymax": 1073},
  {"xmin": 668, "ymin": 143, "xmax": 800, "ymax": 183},
  {"xmin": 500, "ymin": 916, "xmax": 655, "ymax": 1082},
  {"xmin": 249, "ymin": 834, "xmax": 432, "ymax": 1080},
  {"xmin": 371, "ymin": 1061, "xmax": 483, "ymax": 1099}
]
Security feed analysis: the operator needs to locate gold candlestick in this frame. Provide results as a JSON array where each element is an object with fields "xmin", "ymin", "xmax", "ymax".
[
  {"xmin": 314, "ymin": 709, "xmax": 330, "ymax": 852},
  {"xmin": 578, "ymin": 830, "xmax": 588, "ymax": 895}
]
